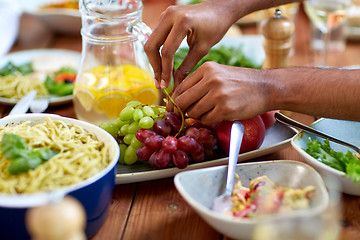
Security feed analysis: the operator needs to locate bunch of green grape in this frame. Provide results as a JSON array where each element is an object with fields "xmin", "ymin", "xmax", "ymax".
[{"xmin": 99, "ymin": 101, "xmax": 166, "ymax": 165}]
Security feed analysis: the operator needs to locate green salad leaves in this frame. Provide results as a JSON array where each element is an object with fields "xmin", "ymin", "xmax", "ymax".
[
  {"xmin": 174, "ymin": 45, "xmax": 262, "ymax": 74},
  {"xmin": 1, "ymin": 133, "xmax": 58, "ymax": 175},
  {"xmin": 305, "ymin": 138, "xmax": 360, "ymax": 184},
  {"xmin": 0, "ymin": 61, "xmax": 33, "ymax": 76}
]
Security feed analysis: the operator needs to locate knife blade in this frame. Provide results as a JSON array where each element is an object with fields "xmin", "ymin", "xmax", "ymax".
[{"xmin": 9, "ymin": 90, "xmax": 38, "ymax": 115}]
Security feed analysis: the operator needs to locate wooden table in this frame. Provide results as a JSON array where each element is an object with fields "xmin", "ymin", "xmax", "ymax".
[{"xmin": 4, "ymin": 1, "xmax": 360, "ymax": 239}]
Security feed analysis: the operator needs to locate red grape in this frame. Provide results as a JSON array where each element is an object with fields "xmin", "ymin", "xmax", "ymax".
[
  {"xmin": 178, "ymin": 135, "xmax": 197, "ymax": 151},
  {"xmin": 202, "ymin": 135, "xmax": 218, "ymax": 148},
  {"xmin": 190, "ymin": 141, "xmax": 205, "ymax": 162},
  {"xmin": 198, "ymin": 128, "xmax": 212, "ymax": 142},
  {"xmin": 162, "ymin": 136, "xmax": 178, "ymax": 153},
  {"xmin": 172, "ymin": 150, "xmax": 189, "ymax": 169},
  {"xmin": 136, "ymin": 146, "xmax": 154, "ymax": 161},
  {"xmin": 148, "ymin": 151, "xmax": 158, "ymax": 168},
  {"xmin": 135, "ymin": 129, "xmax": 156, "ymax": 143},
  {"xmin": 153, "ymin": 120, "xmax": 172, "ymax": 136},
  {"xmin": 185, "ymin": 127, "xmax": 200, "ymax": 140},
  {"xmin": 145, "ymin": 135, "xmax": 165, "ymax": 150},
  {"xmin": 155, "ymin": 149, "xmax": 172, "ymax": 168},
  {"xmin": 165, "ymin": 112, "xmax": 181, "ymax": 132},
  {"xmin": 204, "ymin": 147, "xmax": 215, "ymax": 160}
]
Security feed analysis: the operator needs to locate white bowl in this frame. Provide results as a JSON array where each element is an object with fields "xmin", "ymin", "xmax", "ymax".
[
  {"xmin": 291, "ymin": 118, "xmax": 360, "ymax": 196},
  {"xmin": 174, "ymin": 160, "xmax": 329, "ymax": 240},
  {"xmin": 18, "ymin": 0, "xmax": 81, "ymax": 35}
]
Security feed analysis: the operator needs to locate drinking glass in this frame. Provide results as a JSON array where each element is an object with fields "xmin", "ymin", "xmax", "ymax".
[{"xmin": 304, "ymin": 0, "xmax": 352, "ymax": 66}]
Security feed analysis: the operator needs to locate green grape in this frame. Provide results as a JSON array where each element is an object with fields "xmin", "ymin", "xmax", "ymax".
[
  {"xmin": 119, "ymin": 106, "xmax": 135, "ymax": 121},
  {"xmin": 128, "ymin": 122, "xmax": 140, "ymax": 134},
  {"xmin": 131, "ymin": 137, "xmax": 144, "ymax": 149},
  {"xmin": 124, "ymin": 145, "xmax": 138, "ymax": 165},
  {"xmin": 120, "ymin": 124, "xmax": 130, "ymax": 136},
  {"xmin": 133, "ymin": 108, "xmax": 144, "ymax": 122},
  {"xmin": 123, "ymin": 133, "xmax": 135, "ymax": 145},
  {"xmin": 99, "ymin": 122, "xmax": 119, "ymax": 137},
  {"xmin": 118, "ymin": 144, "xmax": 128, "ymax": 164},
  {"xmin": 126, "ymin": 101, "xmax": 142, "ymax": 108},
  {"xmin": 114, "ymin": 118, "xmax": 128, "ymax": 128},
  {"xmin": 139, "ymin": 116, "xmax": 154, "ymax": 129},
  {"xmin": 143, "ymin": 106, "xmax": 155, "ymax": 117}
]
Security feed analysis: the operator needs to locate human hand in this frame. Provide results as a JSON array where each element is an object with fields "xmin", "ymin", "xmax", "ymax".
[
  {"xmin": 144, "ymin": 1, "xmax": 240, "ymax": 89},
  {"xmin": 167, "ymin": 62, "xmax": 272, "ymax": 126}
]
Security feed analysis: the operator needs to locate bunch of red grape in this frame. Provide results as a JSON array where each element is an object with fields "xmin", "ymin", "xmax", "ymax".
[{"xmin": 135, "ymin": 112, "xmax": 218, "ymax": 169}]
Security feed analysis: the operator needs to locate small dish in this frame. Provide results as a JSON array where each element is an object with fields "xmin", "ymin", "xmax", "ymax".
[
  {"xmin": 174, "ymin": 160, "xmax": 329, "ymax": 240},
  {"xmin": 291, "ymin": 118, "xmax": 360, "ymax": 196},
  {"xmin": 17, "ymin": 0, "xmax": 81, "ymax": 35}
]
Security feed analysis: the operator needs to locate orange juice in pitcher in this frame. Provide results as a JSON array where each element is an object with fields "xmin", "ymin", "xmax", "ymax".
[{"xmin": 74, "ymin": 0, "xmax": 159, "ymax": 125}]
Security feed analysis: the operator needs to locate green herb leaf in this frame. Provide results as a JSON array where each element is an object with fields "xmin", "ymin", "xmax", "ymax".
[
  {"xmin": 304, "ymin": 138, "xmax": 360, "ymax": 185},
  {"xmin": 44, "ymin": 75, "xmax": 74, "ymax": 96},
  {"xmin": 0, "ymin": 61, "xmax": 33, "ymax": 76}
]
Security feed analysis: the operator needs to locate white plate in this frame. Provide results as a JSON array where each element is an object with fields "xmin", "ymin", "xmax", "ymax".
[
  {"xmin": 0, "ymin": 49, "xmax": 81, "ymax": 106},
  {"xmin": 17, "ymin": 0, "xmax": 81, "ymax": 35},
  {"xmin": 116, "ymin": 121, "xmax": 297, "ymax": 184}
]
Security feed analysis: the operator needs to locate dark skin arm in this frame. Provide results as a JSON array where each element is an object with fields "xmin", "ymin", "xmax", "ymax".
[{"xmin": 144, "ymin": 0, "xmax": 301, "ymax": 89}]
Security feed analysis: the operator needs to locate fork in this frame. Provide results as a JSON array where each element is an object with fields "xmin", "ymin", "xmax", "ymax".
[{"xmin": 30, "ymin": 98, "xmax": 50, "ymax": 113}]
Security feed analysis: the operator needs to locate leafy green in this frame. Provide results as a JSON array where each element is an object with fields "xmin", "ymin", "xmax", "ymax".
[
  {"xmin": 0, "ymin": 61, "xmax": 33, "ymax": 76},
  {"xmin": 1, "ymin": 133, "xmax": 58, "ymax": 175},
  {"xmin": 44, "ymin": 67, "xmax": 76, "ymax": 96},
  {"xmin": 174, "ymin": 45, "xmax": 262, "ymax": 74},
  {"xmin": 304, "ymin": 138, "xmax": 360, "ymax": 184}
]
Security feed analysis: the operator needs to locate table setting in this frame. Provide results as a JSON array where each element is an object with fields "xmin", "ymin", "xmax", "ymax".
[{"xmin": 0, "ymin": 0, "xmax": 360, "ymax": 240}]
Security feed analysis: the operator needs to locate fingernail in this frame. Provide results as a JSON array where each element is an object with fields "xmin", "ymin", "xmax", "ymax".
[
  {"xmin": 154, "ymin": 80, "xmax": 160, "ymax": 88},
  {"xmin": 160, "ymin": 79, "xmax": 166, "ymax": 89}
]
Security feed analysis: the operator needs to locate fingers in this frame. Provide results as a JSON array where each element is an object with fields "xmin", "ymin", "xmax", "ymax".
[
  {"xmin": 173, "ymin": 44, "xmax": 209, "ymax": 88},
  {"xmin": 160, "ymin": 23, "xmax": 188, "ymax": 89}
]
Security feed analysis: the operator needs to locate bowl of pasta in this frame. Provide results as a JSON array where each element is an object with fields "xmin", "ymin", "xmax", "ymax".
[{"xmin": 0, "ymin": 113, "xmax": 120, "ymax": 240}]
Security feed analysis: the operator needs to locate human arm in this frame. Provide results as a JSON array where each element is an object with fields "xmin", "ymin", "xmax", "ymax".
[
  {"xmin": 168, "ymin": 63, "xmax": 360, "ymax": 125},
  {"xmin": 144, "ymin": 0, "xmax": 301, "ymax": 89}
]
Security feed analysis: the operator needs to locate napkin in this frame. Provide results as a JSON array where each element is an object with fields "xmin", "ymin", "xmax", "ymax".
[{"xmin": 0, "ymin": 0, "xmax": 21, "ymax": 57}]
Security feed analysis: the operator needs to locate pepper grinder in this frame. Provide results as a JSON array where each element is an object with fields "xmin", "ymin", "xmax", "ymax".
[
  {"xmin": 260, "ymin": 9, "xmax": 295, "ymax": 69},
  {"xmin": 26, "ymin": 195, "xmax": 87, "ymax": 240}
]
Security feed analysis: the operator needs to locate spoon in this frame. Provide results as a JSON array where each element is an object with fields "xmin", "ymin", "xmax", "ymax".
[
  {"xmin": 30, "ymin": 98, "xmax": 50, "ymax": 113},
  {"xmin": 275, "ymin": 112, "xmax": 360, "ymax": 155},
  {"xmin": 212, "ymin": 121, "xmax": 244, "ymax": 214}
]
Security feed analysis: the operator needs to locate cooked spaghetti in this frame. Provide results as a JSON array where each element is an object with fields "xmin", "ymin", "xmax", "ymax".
[
  {"xmin": 0, "ymin": 118, "xmax": 111, "ymax": 194},
  {"xmin": 0, "ymin": 73, "xmax": 48, "ymax": 100}
]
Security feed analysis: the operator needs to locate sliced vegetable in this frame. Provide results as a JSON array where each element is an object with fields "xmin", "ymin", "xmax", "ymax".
[
  {"xmin": 1, "ymin": 133, "xmax": 59, "ymax": 174},
  {"xmin": 44, "ymin": 66, "xmax": 77, "ymax": 96},
  {"xmin": 304, "ymin": 138, "xmax": 360, "ymax": 184}
]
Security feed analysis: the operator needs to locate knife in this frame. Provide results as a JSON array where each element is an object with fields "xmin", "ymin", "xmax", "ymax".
[{"xmin": 8, "ymin": 90, "xmax": 38, "ymax": 115}]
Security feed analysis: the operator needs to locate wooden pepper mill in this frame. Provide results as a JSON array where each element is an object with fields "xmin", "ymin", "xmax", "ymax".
[
  {"xmin": 26, "ymin": 195, "xmax": 87, "ymax": 240},
  {"xmin": 260, "ymin": 9, "xmax": 295, "ymax": 69}
]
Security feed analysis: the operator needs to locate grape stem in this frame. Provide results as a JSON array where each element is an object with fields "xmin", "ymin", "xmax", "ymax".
[{"xmin": 162, "ymin": 89, "xmax": 184, "ymax": 138}]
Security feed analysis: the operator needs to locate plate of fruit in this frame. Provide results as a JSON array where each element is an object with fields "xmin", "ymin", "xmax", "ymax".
[{"xmin": 99, "ymin": 99, "xmax": 296, "ymax": 184}]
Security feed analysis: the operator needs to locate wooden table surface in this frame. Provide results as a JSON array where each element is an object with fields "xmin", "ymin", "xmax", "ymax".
[{"xmin": 4, "ymin": 1, "xmax": 360, "ymax": 239}]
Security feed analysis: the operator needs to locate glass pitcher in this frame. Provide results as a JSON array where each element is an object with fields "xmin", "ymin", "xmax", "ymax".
[{"xmin": 74, "ymin": 0, "xmax": 159, "ymax": 125}]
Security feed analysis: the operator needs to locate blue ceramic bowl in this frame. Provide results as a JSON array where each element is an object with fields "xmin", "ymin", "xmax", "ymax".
[{"xmin": 0, "ymin": 114, "xmax": 120, "ymax": 240}]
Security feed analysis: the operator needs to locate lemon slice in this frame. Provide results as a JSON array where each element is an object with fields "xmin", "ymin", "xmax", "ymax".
[
  {"xmin": 74, "ymin": 87, "xmax": 95, "ymax": 111},
  {"xmin": 134, "ymin": 87, "xmax": 159, "ymax": 105},
  {"xmin": 94, "ymin": 94, "xmax": 132, "ymax": 119}
]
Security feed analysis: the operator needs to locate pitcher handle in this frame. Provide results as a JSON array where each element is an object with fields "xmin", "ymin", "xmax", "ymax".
[{"xmin": 129, "ymin": 21, "xmax": 152, "ymax": 45}]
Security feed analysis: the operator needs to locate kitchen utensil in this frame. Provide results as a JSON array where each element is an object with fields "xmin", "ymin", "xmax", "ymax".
[
  {"xmin": 8, "ymin": 90, "xmax": 37, "ymax": 115},
  {"xmin": 275, "ymin": 112, "xmax": 360, "ymax": 155},
  {"xmin": 212, "ymin": 121, "xmax": 244, "ymax": 213},
  {"xmin": 30, "ymin": 98, "xmax": 50, "ymax": 113}
]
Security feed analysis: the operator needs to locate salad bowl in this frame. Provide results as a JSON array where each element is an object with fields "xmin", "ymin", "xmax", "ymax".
[
  {"xmin": 291, "ymin": 118, "xmax": 360, "ymax": 196},
  {"xmin": 174, "ymin": 160, "xmax": 329, "ymax": 240}
]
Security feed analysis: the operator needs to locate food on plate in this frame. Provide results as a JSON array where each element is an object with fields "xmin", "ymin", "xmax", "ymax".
[
  {"xmin": 304, "ymin": 138, "xmax": 360, "ymax": 184},
  {"xmin": 0, "ymin": 57, "xmax": 77, "ymax": 100},
  {"xmin": 73, "ymin": 64, "xmax": 159, "ymax": 122},
  {"xmin": 39, "ymin": 0, "xmax": 79, "ymax": 10},
  {"xmin": 228, "ymin": 175, "xmax": 315, "ymax": 218},
  {"xmin": 174, "ymin": 45, "xmax": 262, "ymax": 74},
  {"xmin": 214, "ymin": 116, "xmax": 266, "ymax": 154},
  {"xmin": 0, "ymin": 117, "xmax": 111, "ymax": 194}
]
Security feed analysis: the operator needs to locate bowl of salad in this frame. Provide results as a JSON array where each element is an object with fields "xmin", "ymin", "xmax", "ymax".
[
  {"xmin": 291, "ymin": 118, "xmax": 360, "ymax": 196},
  {"xmin": 174, "ymin": 160, "xmax": 329, "ymax": 240}
]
